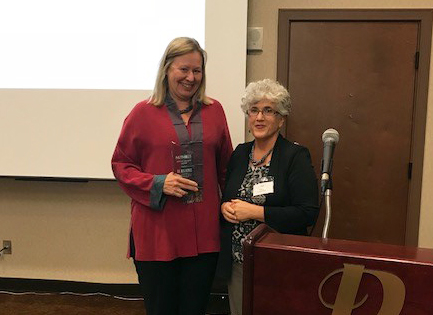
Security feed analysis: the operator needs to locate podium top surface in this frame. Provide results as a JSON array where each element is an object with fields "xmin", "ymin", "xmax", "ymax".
[{"xmin": 255, "ymin": 231, "xmax": 433, "ymax": 266}]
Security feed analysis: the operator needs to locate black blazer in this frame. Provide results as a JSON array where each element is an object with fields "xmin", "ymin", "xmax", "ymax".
[{"xmin": 216, "ymin": 134, "xmax": 319, "ymax": 280}]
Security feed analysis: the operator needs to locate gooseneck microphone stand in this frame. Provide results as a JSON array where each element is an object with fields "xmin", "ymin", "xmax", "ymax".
[{"xmin": 321, "ymin": 175, "xmax": 332, "ymax": 239}]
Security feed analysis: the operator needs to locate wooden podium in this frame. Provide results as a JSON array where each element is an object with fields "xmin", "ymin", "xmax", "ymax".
[{"xmin": 243, "ymin": 224, "xmax": 433, "ymax": 314}]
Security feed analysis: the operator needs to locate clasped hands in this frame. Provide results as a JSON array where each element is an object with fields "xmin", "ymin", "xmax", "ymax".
[
  {"xmin": 163, "ymin": 172, "xmax": 198, "ymax": 198},
  {"xmin": 221, "ymin": 200, "xmax": 264, "ymax": 224}
]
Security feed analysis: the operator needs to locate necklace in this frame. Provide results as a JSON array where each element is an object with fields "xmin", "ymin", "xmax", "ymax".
[
  {"xmin": 179, "ymin": 103, "xmax": 193, "ymax": 115},
  {"xmin": 249, "ymin": 144, "xmax": 273, "ymax": 167}
]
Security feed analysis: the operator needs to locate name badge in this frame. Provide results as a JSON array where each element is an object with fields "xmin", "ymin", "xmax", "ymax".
[{"xmin": 253, "ymin": 181, "xmax": 274, "ymax": 196}]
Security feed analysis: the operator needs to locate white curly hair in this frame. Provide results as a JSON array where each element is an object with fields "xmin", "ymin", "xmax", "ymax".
[{"xmin": 241, "ymin": 79, "xmax": 291, "ymax": 116}]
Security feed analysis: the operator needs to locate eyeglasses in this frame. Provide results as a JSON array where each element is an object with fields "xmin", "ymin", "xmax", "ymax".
[{"xmin": 247, "ymin": 107, "xmax": 279, "ymax": 117}]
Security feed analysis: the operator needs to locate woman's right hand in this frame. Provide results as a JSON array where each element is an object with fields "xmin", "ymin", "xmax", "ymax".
[
  {"xmin": 221, "ymin": 202, "xmax": 239, "ymax": 224},
  {"xmin": 163, "ymin": 172, "xmax": 198, "ymax": 198}
]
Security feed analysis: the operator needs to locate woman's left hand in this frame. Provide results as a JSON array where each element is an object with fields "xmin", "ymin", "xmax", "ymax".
[
  {"xmin": 221, "ymin": 202, "xmax": 239, "ymax": 224},
  {"xmin": 230, "ymin": 199, "xmax": 264, "ymax": 222}
]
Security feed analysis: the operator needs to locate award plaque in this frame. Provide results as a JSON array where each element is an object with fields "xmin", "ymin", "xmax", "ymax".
[{"xmin": 172, "ymin": 141, "xmax": 203, "ymax": 204}]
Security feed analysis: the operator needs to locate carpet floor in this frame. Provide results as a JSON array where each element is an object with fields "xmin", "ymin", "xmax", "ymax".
[
  {"xmin": 0, "ymin": 292, "xmax": 146, "ymax": 315},
  {"xmin": 0, "ymin": 292, "xmax": 229, "ymax": 315}
]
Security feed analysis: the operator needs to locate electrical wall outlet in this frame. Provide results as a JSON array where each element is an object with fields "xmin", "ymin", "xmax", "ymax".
[{"xmin": 2, "ymin": 240, "xmax": 12, "ymax": 255}]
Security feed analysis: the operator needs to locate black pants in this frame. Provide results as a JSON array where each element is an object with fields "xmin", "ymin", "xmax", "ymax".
[{"xmin": 134, "ymin": 253, "xmax": 218, "ymax": 315}]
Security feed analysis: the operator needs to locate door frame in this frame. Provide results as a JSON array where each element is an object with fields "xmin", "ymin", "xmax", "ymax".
[{"xmin": 277, "ymin": 9, "xmax": 432, "ymax": 246}]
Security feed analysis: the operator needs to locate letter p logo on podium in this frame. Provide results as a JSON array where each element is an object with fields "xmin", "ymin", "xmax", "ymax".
[{"xmin": 319, "ymin": 263, "xmax": 405, "ymax": 314}]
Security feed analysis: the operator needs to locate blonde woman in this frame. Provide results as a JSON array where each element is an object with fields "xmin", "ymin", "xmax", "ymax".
[{"xmin": 112, "ymin": 37, "xmax": 232, "ymax": 315}]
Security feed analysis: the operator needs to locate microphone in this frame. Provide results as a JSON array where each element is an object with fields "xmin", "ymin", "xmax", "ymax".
[{"xmin": 321, "ymin": 128, "xmax": 340, "ymax": 193}]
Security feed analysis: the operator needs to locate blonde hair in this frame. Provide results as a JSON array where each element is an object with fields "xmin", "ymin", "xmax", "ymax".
[
  {"xmin": 241, "ymin": 79, "xmax": 292, "ymax": 116},
  {"xmin": 150, "ymin": 37, "xmax": 211, "ymax": 106}
]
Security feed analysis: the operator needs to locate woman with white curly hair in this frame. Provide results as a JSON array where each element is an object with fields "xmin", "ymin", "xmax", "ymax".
[{"xmin": 216, "ymin": 78, "xmax": 319, "ymax": 315}]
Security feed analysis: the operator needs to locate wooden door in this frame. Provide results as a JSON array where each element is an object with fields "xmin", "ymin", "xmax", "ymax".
[{"xmin": 277, "ymin": 10, "xmax": 431, "ymax": 245}]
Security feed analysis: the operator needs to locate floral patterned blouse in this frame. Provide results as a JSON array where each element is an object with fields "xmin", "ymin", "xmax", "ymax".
[{"xmin": 232, "ymin": 163, "xmax": 270, "ymax": 263}]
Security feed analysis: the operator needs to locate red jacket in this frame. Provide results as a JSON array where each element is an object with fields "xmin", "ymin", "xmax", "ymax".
[{"xmin": 112, "ymin": 99, "xmax": 232, "ymax": 261}]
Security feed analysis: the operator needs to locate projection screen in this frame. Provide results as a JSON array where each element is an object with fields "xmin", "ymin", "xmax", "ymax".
[{"xmin": 0, "ymin": 0, "xmax": 247, "ymax": 179}]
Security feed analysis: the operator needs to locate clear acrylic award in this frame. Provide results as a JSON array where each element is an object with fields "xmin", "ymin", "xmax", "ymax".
[{"xmin": 172, "ymin": 141, "xmax": 203, "ymax": 204}]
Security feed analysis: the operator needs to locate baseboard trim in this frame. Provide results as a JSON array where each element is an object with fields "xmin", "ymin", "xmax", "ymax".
[{"xmin": 0, "ymin": 277, "xmax": 141, "ymax": 297}]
